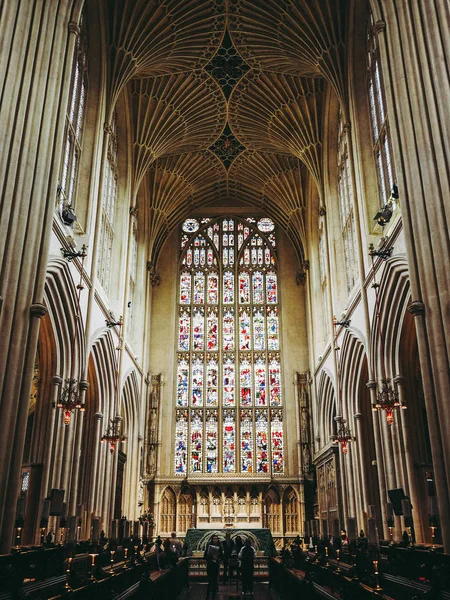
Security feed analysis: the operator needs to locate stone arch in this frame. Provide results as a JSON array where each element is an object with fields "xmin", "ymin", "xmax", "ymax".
[
  {"xmin": 178, "ymin": 485, "xmax": 194, "ymax": 532},
  {"xmin": 119, "ymin": 370, "xmax": 140, "ymax": 520},
  {"xmin": 317, "ymin": 370, "xmax": 337, "ymax": 448},
  {"xmin": 264, "ymin": 487, "xmax": 281, "ymax": 534},
  {"xmin": 160, "ymin": 486, "xmax": 176, "ymax": 535},
  {"xmin": 283, "ymin": 486, "xmax": 299, "ymax": 534}
]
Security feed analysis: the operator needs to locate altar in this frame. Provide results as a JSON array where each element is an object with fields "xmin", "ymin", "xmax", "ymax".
[{"xmin": 184, "ymin": 528, "xmax": 277, "ymax": 556}]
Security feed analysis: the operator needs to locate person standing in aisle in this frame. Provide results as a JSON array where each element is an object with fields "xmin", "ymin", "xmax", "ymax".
[
  {"xmin": 238, "ymin": 537, "xmax": 256, "ymax": 597},
  {"xmin": 204, "ymin": 534, "xmax": 223, "ymax": 599}
]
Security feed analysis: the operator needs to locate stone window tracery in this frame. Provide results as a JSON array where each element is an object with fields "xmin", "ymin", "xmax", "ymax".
[
  {"xmin": 58, "ymin": 8, "xmax": 88, "ymax": 215},
  {"xmin": 175, "ymin": 217, "xmax": 284, "ymax": 475},
  {"xmin": 337, "ymin": 109, "xmax": 358, "ymax": 294},
  {"xmin": 98, "ymin": 112, "xmax": 118, "ymax": 292},
  {"xmin": 366, "ymin": 6, "xmax": 395, "ymax": 206}
]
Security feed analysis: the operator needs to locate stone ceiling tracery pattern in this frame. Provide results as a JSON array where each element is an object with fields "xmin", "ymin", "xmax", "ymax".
[{"xmin": 110, "ymin": 0, "xmax": 348, "ymax": 269}]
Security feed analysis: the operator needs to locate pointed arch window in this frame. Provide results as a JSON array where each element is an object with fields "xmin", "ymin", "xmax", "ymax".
[
  {"xmin": 337, "ymin": 109, "xmax": 358, "ymax": 294},
  {"xmin": 98, "ymin": 112, "xmax": 118, "ymax": 292},
  {"xmin": 58, "ymin": 8, "xmax": 88, "ymax": 215},
  {"xmin": 366, "ymin": 6, "xmax": 395, "ymax": 205},
  {"xmin": 175, "ymin": 217, "xmax": 284, "ymax": 476}
]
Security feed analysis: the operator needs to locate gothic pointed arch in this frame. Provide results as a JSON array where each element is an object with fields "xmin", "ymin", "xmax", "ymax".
[
  {"xmin": 283, "ymin": 486, "xmax": 299, "ymax": 534},
  {"xmin": 160, "ymin": 486, "xmax": 177, "ymax": 534}
]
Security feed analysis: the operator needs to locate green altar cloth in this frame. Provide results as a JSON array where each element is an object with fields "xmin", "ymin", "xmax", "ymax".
[{"xmin": 184, "ymin": 528, "xmax": 277, "ymax": 556}]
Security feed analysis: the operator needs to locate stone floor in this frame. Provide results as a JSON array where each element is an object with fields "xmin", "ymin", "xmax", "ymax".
[{"xmin": 179, "ymin": 581, "xmax": 273, "ymax": 600}]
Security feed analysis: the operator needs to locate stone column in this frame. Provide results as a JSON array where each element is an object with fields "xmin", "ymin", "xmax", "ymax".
[
  {"xmin": 0, "ymin": 1, "xmax": 76, "ymax": 553},
  {"xmin": 366, "ymin": 381, "xmax": 387, "ymax": 538},
  {"xmin": 378, "ymin": 1, "xmax": 450, "ymax": 550},
  {"xmin": 353, "ymin": 413, "xmax": 368, "ymax": 526}
]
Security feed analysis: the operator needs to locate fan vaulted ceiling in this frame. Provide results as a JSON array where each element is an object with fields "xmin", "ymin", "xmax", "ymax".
[{"xmin": 109, "ymin": 0, "xmax": 347, "ymax": 267}]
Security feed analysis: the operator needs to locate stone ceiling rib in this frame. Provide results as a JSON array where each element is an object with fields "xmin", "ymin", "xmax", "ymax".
[
  {"xmin": 109, "ymin": 0, "xmax": 225, "ymax": 113},
  {"xmin": 131, "ymin": 73, "xmax": 227, "ymax": 193},
  {"xmin": 228, "ymin": 0, "xmax": 346, "ymax": 104},
  {"xmin": 229, "ymin": 72, "xmax": 324, "ymax": 191},
  {"xmin": 146, "ymin": 151, "xmax": 226, "ymax": 264}
]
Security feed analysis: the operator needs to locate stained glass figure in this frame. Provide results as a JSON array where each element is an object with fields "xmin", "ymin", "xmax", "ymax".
[
  {"xmin": 223, "ymin": 271, "xmax": 234, "ymax": 304},
  {"xmin": 240, "ymin": 359, "xmax": 252, "ymax": 406},
  {"xmin": 180, "ymin": 272, "xmax": 191, "ymax": 304},
  {"xmin": 253, "ymin": 309, "xmax": 265, "ymax": 350},
  {"xmin": 223, "ymin": 247, "xmax": 228, "ymax": 266},
  {"xmin": 256, "ymin": 411, "xmax": 269, "ymax": 473},
  {"xmin": 239, "ymin": 272, "xmax": 250, "ymax": 303},
  {"xmin": 205, "ymin": 411, "xmax": 218, "ymax": 473},
  {"xmin": 265, "ymin": 247, "xmax": 271, "ymax": 265},
  {"xmin": 252, "ymin": 271, "xmax": 264, "ymax": 304},
  {"xmin": 244, "ymin": 248, "xmax": 250, "ymax": 265},
  {"xmin": 223, "ymin": 411, "xmax": 236, "ymax": 472},
  {"xmin": 190, "ymin": 411, "xmax": 203, "ymax": 472},
  {"xmin": 254, "ymin": 358, "xmax": 267, "ymax": 406},
  {"xmin": 207, "ymin": 272, "xmax": 219, "ymax": 304},
  {"xmin": 200, "ymin": 248, "xmax": 206, "ymax": 266},
  {"xmin": 239, "ymin": 309, "xmax": 251, "ymax": 350},
  {"xmin": 191, "ymin": 358, "xmax": 204, "ymax": 406},
  {"xmin": 175, "ymin": 410, "xmax": 188, "ymax": 473},
  {"xmin": 269, "ymin": 358, "xmax": 282, "ymax": 406},
  {"xmin": 271, "ymin": 410, "xmax": 284, "ymax": 473},
  {"xmin": 177, "ymin": 358, "xmax": 189, "ymax": 406},
  {"xmin": 186, "ymin": 248, "xmax": 193, "ymax": 267},
  {"xmin": 194, "ymin": 247, "xmax": 200, "ymax": 266},
  {"xmin": 194, "ymin": 272, "xmax": 205, "ymax": 304},
  {"xmin": 207, "ymin": 309, "xmax": 218, "ymax": 351},
  {"xmin": 267, "ymin": 309, "xmax": 279, "ymax": 351},
  {"xmin": 223, "ymin": 359, "xmax": 235, "ymax": 406},
  {"xmin": 206, "ymin": 359, "xmax": 218, "ymax": 406},
  {"xmin": 223, "ymin": 310, "xmax": 235, "ymax": 351},
  {"xmin": 207, "ymin": 247, "xmax": 214, "ymax": 267},
  {"xmin": 192, "ymin": 308, "xmax": 204, "ymax": 351},
  {"xmin": 241, "ymin": 411, "xmax": 253, "ymax": 473},
  {"xmin": 178, "ymin": 310, "xmax": 190, "ymax": 351},
  {"xmin": 266, "ymin": 272, "xmax": 278, "ymax": 303}
]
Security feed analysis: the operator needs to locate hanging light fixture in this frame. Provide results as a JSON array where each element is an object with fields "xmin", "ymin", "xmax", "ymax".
[
  {"xmin": 369, "ymin": 244, "xmax": 407, "ymax": 424},
  {"xmin": 331, "ymin": 316, "xmax": 354, "ymax": 453},
  {"xmin": 53, "ymin": 245, "xmax": 88, "ymax": 425},
  {"xmin": 101, "ymin": 315, "xmax": 126, "ymax": 452}
]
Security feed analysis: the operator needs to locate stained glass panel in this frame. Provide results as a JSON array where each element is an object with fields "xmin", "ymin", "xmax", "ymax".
[
  {"xmin": 207, "ymin": 272, "xmax": 218, "ymax": 304},
  {"xmin": 178, "ymin": 310, "xmax": 190, "ymax": 351},
  {"xmin": 256, "ymin": 411, "xmax": 269, "ymax": 473},
  {"xmin": 269, "ymin": 358, "xmax": 282, "ymax": 406},
  {"xmin": 177, "ymin": 358, "xmax": 189, "ymax": 406},
  {"xmin": 205, "ymin": 411, "xmax": 218, "ymax": 473},
  {"xmin": 191, "ymin": 358, "xmax": 204, "ymax": 406},
  {"xmin": 239, "ymin": 272, "xmax": 250, "ymax": 303},
  {"xmin": 266, "ymin": 272, "xmax": 277, "ymax": 303},
  {"xmin": 190, "ymin": 411, "xmax": 203, "ymax": 472},
  {"xmin": 257, "ymin": 217, "xmax": 275, "ymax": 232},
  {"xmin": 223, "ymin": 271, "xmax": 234, "ymax": 304},
  {"xmin": 223, "ymin": 310, "xmax": 235, "ymax": 352},
  {"xmin": 182, "ymin": 218, "xmax": 200, "ymax": 233},
  {"xmin": 267, "ymin": 309, "xmax": 279, "ymax": 350},
  {"xmin": 240, "ymin": 359, "xmax": 252, "ymax": 406},
  {"xmin": 193, "ymin": 308, "xmax": 204, "ymax": 351},
  {"xmin": 239, "ymin": 309, "xmax": 251, "ymax": 350},
  {"xmin": 223, "ymin": 410, "xmax": 236, "ymax": 472},
  {"xmin": 252, "ymin": 271, "xmax": 264, "ymax": 304},
  {"xmin": 253, "ymin": 309, "xmax": 265, "ymax": 350},
  {"xmin": 206, "ymin": 359, "xmax": 218, "ymax": 406},
  {"xmin": 271, "ymin": 410, "xmax": 284, "ymax": 473},
  {"xmin": 180, "ymin": 272, "xmax": 191, "ymax": 304},
  {"xmin": 254, "ymin": 358, "xmax": 267, "ymax": 406},
  {"xmin": 207, "ymin": 309, "xmax": 218, "ymax": 351},
  {"xmin": 175, "ymin": 410, "xmax": 188, "ymax": 474},
  {"xmin": 223, "ymin": 359, "xmax": 235, "ymax": 406},
  {"xmin": 193, "ymin": 271, "xmax": 205, "ymax": 304},
  {"xmin": 241, "ymin": 411, "xmax": 253, "ymax": 473}
]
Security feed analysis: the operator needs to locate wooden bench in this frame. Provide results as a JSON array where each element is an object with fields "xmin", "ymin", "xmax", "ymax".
[{"xmin": 382, "ymin": 572, "xmax": 431, "ymax": 596}]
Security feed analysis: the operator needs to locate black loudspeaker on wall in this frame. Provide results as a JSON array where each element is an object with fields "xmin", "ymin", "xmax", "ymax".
[
  {"xmin": 49, "ymin": 488, "xmax": 65, "ymax": 516},
  {"xmin": 388, "ymin": 488, "xmax": 406, "ymax": 516}
]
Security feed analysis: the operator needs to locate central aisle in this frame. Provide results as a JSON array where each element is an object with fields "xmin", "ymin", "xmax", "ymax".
[{"xmin": 180, "ymin": 581, "xmax": 273, "ymax": 599}]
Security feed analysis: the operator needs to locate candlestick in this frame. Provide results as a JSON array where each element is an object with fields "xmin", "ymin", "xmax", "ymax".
[
  {"xmin": 64, "ymin": 557, "xmax": 72, "ymax": 590},
  {"xmin": 325, "ymin": 546, "xmax": 330, "ymax": 567},
  {"xmin": 89, "ymin": 553, "xmax": 97, "ymax": 581},
  {"xmin": 388, "ymin": 526, "xmax": 394, "ymax": 546},
  {"xmin": 430, "ymin": 526, "xmax": 436, "ymax": 550},
  {"xmin": 15, "ymin": 527, "xmax": 22, "ymax": 549},
  {"xmin": 109, "ymin": 550, "xmax": 115, "ymax": 573},
  {"xmin": 373, "ymin": 560, "xmax": 383, "ymax": 592},
  {"xmin": 336, "ymin": 549, "xmax": 341, "ymax": 572}
]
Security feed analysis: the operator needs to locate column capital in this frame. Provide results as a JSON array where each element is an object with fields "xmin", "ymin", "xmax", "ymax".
[
  {"xmin": 408, "ymin": 300, "xmax": 425, "ymax": 317},
  {"xmin": 79, "ymin": 380, "xmax": 89, "ymax": 391},
  {"xmin": 374, "ymin": 20, "xmax": 386, "ymax": 34},
  {"xmin": 366, "ymin": 380, "xmax": 377, "ymax": 390},
  {"xmin": 353, "ymin": 413, "xmax": 363, "ymax": 421},
  {"xmin": 94, "ymin": 412, "xmax": 103, "ymax": 421},
  {"xmin": 68, "ymin": 21, "xmax": 80, "ymax": 36},
  {"xmin": 30, "ymin": 303, "xmax": 47, "ymax": 319},
  {"xmin": 51, "ymin": 375, "xmax": 63, "ymax": 387},
  {"xmin": 393, "ymin": 375, "xmax": 405, "ymax": 386}
]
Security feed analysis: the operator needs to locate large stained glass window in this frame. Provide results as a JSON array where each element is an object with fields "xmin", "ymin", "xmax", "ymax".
[{"xmin": 175, "ymin": 217, "xmax": 284, "ymax": 475}]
